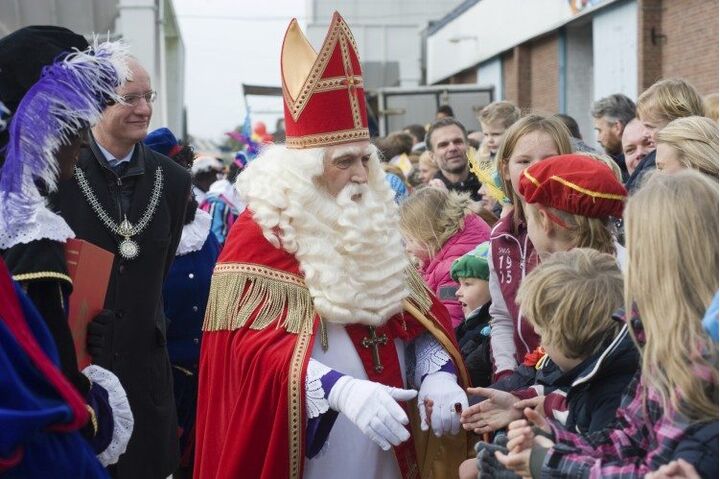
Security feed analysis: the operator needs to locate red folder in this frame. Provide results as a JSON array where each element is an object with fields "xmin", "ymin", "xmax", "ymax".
[{"xmin": 64, "ymin": 239, "xmax": 114, "ymax": 369}]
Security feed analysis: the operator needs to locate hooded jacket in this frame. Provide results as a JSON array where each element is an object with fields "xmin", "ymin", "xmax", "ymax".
[{"xmin": 546, "ymin": 323, "xmax": 640, "ymax": 434}]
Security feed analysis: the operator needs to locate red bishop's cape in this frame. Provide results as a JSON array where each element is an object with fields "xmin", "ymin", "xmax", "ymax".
[{"xmin": 194, "ymin": 210, "xmax": 473, "ymax": 479}]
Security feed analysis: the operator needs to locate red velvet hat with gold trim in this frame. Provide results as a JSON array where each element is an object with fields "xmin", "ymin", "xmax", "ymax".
[
  {"xmin": 281, "ymin": 12, "xmax": 369, "ymax": 149},
  {"xmin": 519, "ymin": 154, "xmax": 627, "ymax": 219}
]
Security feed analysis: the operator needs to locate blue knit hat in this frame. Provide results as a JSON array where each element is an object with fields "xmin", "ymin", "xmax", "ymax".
[
  {"xmin": 144, "ymin": 127, "xmax": 181, "ymax": 158},
  {"xmin": 451, "ymin": 241, "xmax": 491, "ymax": 282}
]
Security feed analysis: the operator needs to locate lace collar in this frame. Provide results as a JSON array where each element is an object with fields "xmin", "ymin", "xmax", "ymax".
[
  {"xmin": 0, "ymin": 202, "xmax": 75, "ymax": 250},
  {"xmin": 176, "ymin": 208, "xmax": 211, "ymax": 256}
]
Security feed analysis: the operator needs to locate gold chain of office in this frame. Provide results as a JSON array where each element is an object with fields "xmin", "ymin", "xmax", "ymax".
[{"xmin": 74, "ymin": 166, "xmax": 164, "ymax": 260}]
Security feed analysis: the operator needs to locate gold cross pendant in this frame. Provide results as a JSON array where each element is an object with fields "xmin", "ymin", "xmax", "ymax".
[{"xmin": 361, "ymin": 326, "xmax": 388, "ymax": 373}]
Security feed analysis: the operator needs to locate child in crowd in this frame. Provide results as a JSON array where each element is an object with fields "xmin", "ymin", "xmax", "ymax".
[
  {"xmin": 477, "ymin": 101, "xmax": 522, "ymax": 162},
  {"xmin": 515, "ymin": 249, "xmax": 637, "ymax": 433},
  {"xmin": 400, "ymin": 188, "xmax": 491, "ymax": 327},
  {"xmin": 451, "ymin": 242, "xmax": 494, "ymax": 387},
  {"xmin": 416, "ymin": 150, "xmax": 438, "ymax": 185},
  {"xmin": 497, "ymin": 171, "xmax": 719, "ymax": 479},
  {"xmin": 459, "ymin": 248, "xmax": 639, "ymax": 478},
  {"xmin": 487, "ymin": 115, "xmax": 573, "ymax": 380},
  {"xmin": 628, "ymin": 78, "xmax": 706, "ymax": 191},
  {"xmin": 461, "ymin": 154, "xmax": 630, "ymax": 435},
  {"xmin": 655, "ymin": 116, "xmax": 719, "ymax": 178},
  {"xmin": 520, "ymin": 154, "xmax": 626, "ymax": 257}
]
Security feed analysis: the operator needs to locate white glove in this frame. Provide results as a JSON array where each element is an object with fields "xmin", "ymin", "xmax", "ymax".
[
  {"xmin": 327, "ymin": 376, "xmax": 417, "ymax": 451},
  {"xmin": 418, "ymin": 371, "xmax": 468, "ymax": 437}
]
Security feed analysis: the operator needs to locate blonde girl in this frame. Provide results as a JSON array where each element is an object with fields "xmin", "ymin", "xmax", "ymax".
[
  {"xmin": 417, "ymin": 150, "xmax": 438, "ymax": 185},
  {"xmin": 498, "ymin": 171, "xmax": 719, "ymax": 478},
  {"xmin": 400, "ymin": 188, "xmax": 491, "ymax": 327},
  {"xmin": 487, "ymin": 115, "xmax": 572, "ymax": 377},
  {"xmin": 636, "ymin": 78, "xmax": 706, "ymax": 143},
  {"xmin": 655, "ymin": 116, "xmax": 719, "ymax": 179},
  {"xmin": 627, "ymin": 78, "xmax": 706, "ymax": 192},
  {"xmin": 625, "ymin": 171, "xmax": 718, "ymax": 421}
]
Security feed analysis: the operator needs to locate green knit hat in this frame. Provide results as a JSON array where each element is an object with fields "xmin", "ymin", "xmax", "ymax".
[{"xmin": 451, "ymin": 242, "xmax": 491, "ymax": 282}]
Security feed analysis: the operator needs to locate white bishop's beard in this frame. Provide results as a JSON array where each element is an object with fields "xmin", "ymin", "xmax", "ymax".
[
  {"xmin": 291, "ymin": 182, "xmax": 409, "ymax": 326},
  {"xmin": 237, "ymin": 145, "xmax": 410, "ymax": 326}
]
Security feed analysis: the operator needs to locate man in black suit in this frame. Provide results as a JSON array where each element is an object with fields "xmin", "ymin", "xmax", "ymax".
[{"xmin": 54, "ymin": 57, "xmax": 190, "ymax": 479}]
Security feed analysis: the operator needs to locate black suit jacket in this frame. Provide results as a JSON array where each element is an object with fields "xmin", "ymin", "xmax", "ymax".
[{"xmin": 53, "ymin": 135, "xmax": 191, "ymax": 479}]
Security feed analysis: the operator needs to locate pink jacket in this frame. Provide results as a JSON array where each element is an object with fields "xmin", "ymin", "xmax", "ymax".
[{"xmin": 420, "ymin": 214, "xmax": 491, "ymax": 328}]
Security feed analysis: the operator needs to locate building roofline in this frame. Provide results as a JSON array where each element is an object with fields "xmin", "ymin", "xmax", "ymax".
[
  {"xmin": 427, "ymin": 0, "xmax": 481, "ymax": 35},
  {"xmin": 428, "ymin": 0, "xmax": 624, "ymax": 82}
]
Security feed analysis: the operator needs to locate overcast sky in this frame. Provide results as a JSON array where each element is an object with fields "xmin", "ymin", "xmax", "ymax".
[{"xmin": 173, "ymin": 0, "xmax": 305, "ymax": 141}]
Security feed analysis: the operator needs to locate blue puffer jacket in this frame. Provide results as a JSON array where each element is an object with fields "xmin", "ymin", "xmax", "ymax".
[{"xmin": 670, "ymin": 420, "xmax": 719, "ymax": 479}]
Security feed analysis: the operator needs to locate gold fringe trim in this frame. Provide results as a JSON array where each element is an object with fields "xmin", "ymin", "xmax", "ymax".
[
  {"xmin": 13, "ymin": 271, "xmax": 73, "ymax": 285},
  {"xmin": 404, "ymin": 266, "xmax": 433, "ymax": 318},
  {"xmin": 202, "ymin": 263, "xmax": 315, "ymax": 335},
  {"xmin": 288, "ymin": 311, "xmax": 314, "ymax": 479}
]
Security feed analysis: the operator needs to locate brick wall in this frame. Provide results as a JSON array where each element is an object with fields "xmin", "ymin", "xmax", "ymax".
[
  {"xmin": 660, "ymin": 0, "xmax": 718, "ymax": 94},
  {"xmin": 502, "ymin": 46, "xmax": 532, "ymax": 109},
  {"xmin": 447, "ymin": 67, "xmax": 478, "ymax": 84},
  {"xmin": 516, "ymin": 45, "xmax": 532, "ymax": 109},
  {"xmin": 637, "ymin": 0, "xmax": 663, "ymax": 92},
  {"xmin": 529, "ymin": 33, "xmax": 559, "ymax": 114},
  {"xmin": 502, "ymin": 51, "xmax": 517, "ymax": 104}
]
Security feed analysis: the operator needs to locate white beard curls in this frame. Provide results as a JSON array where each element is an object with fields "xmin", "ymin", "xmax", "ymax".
[{"xmin": 236, "ymin": 144, "xmax": 409, "ymax": 326}]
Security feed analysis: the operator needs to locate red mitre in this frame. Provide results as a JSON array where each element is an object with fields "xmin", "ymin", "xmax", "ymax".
[
  {"xmin": 519, "ymin": 154, "xmax": 627, "ymax": 219},
  {"xmin": 281, "ymin": 12, "xmax": 369, "ymax": 149}
]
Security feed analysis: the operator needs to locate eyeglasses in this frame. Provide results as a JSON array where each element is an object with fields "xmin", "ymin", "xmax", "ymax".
[{"xmin": 110, "ymin": 90, "xmax": 157, "ymax": 107}]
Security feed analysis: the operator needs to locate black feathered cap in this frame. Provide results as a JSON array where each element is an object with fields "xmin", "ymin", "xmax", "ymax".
[
  {"xmin": 0, "ymin": 26, "xmax": 90, "ymax": 113},
  {"xmin": 0, "ymin": 26, "xmax": 89, "ymax": 153}
]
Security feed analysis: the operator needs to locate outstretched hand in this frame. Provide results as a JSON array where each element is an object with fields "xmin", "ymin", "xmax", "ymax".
[
  {"xmin": 513, "ymin": 395, "xmax": 546, "ymax": 419},
  {"xmin": 461, "ymin": 387, "xmax": 523, "ymax": 434}
]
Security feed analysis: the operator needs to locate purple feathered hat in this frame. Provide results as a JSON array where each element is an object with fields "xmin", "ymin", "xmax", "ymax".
[{"xmin": 0, "ymin": 39, "xmax": 130, "ymax": 228}]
